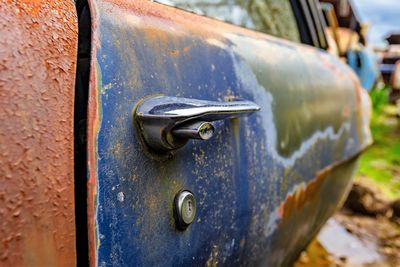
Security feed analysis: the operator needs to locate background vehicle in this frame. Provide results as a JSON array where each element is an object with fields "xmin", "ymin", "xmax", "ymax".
[
  {"xmin": 320, "ymin": 0, "xmax": 380, "ymax": 91},
  {"xmin": 379, "ymin": 33, "xmax": 400, "ymax": 104},
  {"xmin": 0, "ymin": 0, "xmax": 371, "ymax": 266}
]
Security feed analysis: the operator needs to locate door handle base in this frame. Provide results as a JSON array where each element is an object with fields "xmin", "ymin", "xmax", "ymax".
[{"xmin": 134, "ymin": 95, "xmax": 260, "ymax": 153}]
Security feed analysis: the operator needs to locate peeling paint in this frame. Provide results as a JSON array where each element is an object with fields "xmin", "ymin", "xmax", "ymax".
[
  {"xmin": 117, "ymin": 192, "xmax": 125, "ymax": 202},
  {"xmin": 87, "ymin": 0, "xmax": 372, "ymax": 266}
]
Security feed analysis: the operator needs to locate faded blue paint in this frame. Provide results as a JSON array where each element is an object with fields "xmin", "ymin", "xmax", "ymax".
[
  {"xmin": 347, "ymin": 48, "xmax": 380, "ymax": 91},
  {"xmin": 88, "ymin": 1, "xmax": 372, "ymax": 266}
]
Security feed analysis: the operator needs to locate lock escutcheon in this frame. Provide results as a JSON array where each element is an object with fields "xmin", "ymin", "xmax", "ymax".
[{"xmin": 174, "ymin": 190, "xmax": 196, "ymax": 230}]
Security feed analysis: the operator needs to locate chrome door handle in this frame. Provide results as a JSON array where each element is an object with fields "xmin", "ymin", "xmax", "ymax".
[{"xmin": 134, "ymin": 96, "xmax": 260, "ymax": 153}]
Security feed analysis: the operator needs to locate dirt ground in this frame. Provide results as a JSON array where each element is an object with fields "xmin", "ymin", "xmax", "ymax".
[{"xmin": 294, "ymin": 180, "xmax": 400, "ymax": 267}]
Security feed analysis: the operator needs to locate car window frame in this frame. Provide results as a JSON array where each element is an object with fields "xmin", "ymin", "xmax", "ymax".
[{"xmin": 290, "ymin": 0, "xmax": 328, "ymax": 49}]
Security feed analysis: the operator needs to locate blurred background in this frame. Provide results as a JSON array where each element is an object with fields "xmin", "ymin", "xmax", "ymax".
[{"xmin": 294, "ymin": 0, "xmax": 400, "ymax": 266}]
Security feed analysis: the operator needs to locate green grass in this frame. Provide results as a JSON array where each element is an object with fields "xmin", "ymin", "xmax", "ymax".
[{"xmin": 356, "ymin": 87, "xmax": 400, "ymax": 199}]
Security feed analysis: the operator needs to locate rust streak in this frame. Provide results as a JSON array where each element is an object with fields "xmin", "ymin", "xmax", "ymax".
[
  {"xmin": 277, "ymin": 152, "xmax": 365, "ymax": 221},
  {"xmin": 278, "ymin": 165, "xmax": 333, "ymax": 219},
  {"xmin": 87, "ymin": 0, "xmax": 100, "ymax": 266}
]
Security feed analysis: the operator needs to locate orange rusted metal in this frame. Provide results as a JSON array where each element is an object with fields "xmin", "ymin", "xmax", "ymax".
[{"xmin": 0, "ymin": 0, "xmax": 78, "ymax": 265}]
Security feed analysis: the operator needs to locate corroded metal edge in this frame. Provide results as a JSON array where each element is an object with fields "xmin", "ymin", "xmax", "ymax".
[{"xmin": 87, "ymin": 0, "xmax": 100, "ymax": 265}]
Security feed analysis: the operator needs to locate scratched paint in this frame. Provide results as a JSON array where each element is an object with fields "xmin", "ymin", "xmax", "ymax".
[
  {"xmin": 87, "ymin": 0, "xmax": 371, "ymax": 266},
  {"xmin": 0, "ymin": 0, "xmax": 78, "ymax": 266}
]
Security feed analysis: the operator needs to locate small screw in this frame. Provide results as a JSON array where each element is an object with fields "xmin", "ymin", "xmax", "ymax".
[{"xmin": 174, "ymin": 190, "xmax": 197, "ymax": 230}]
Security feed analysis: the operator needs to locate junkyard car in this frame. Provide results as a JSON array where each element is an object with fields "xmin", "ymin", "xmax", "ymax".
[
  {"xmin": 0, "ymin": 0, "xmax": 371, "ymax": 266},
  {"xmin": 320, "ymin": 0, "xmax": 380, "ymax": 91},
  {"xmin": 380, "ymin": 35, "xmax": 400, "ymax": 104}
]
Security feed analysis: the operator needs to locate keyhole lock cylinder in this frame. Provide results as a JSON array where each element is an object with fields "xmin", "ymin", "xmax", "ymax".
[{"xmin": 174, "ymin": 190, "xmax": 196, "ymax": 230}]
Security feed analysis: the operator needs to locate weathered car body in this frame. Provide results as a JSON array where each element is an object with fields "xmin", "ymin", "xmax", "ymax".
[
  {"xmin": 87, "ymin": 0, "xmax": 372, "ymax": 266},
  {"xmin": 0, "ymin": 0, "xmax": 372, "ymax": 266}
]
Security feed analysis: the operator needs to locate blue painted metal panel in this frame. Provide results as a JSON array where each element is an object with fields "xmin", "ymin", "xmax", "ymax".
[{"xmin": 87, "ymin": 1, "xmax": 372, "ymax": 266}]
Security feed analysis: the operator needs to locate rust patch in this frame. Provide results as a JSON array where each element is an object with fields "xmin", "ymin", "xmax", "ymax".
[
  {"xmin": 87, "ymin": 1, "xmax": 100, "ymax": 266},
  {"xmin": 87, "ymin": 63, "xmax": 101, "ymax": 266},
  {"xmin": 268, "ymin": 155, "xmax": 362, "ymax": 266},
  {"xmin": 278, "ymin": 164, "xmax": 335, "ymax": 220},
  {"xmin": 277, "ymin": 152, "xmax": 366, "ymax": 221},
  {"xmin": 0, "ymin": 0, "xmax": 78, "ymax": 266},
  {"xmin": 205, "ymin": 245, "xmax": 220, "ymax": 267}
]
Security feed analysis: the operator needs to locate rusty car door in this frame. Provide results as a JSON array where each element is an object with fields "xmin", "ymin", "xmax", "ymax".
[
  {"xmin": 86, "ymin": 0, "xmax": 372, "ymax": 266},
  {"xmin": 0, "ymin": 1, "xmax": 78, "ymax": 266}
]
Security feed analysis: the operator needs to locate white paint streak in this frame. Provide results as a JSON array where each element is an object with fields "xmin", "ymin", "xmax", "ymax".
[{"xmin": 117, "ymin": 191, "xmax": 125, "ymax": 202}]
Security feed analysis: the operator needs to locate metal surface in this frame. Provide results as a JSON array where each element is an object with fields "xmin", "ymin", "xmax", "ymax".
[
  {"xmin": 0, "ymin": 0, "xmax": 78, "ymax": 266},
  {"xmin": 174, "ymin": 190, "xmax": 197, "ymax": 230},
  {"xmin": 172, "ymin": 121, "xmax": 215, "ymax": 141},
  {"xmin": 87, "ymin": 0, "xmax": 372, "ymax": 266},
  {"xmin": 135, "ymin": 96, "xmax": 260, "ymax": 152}
]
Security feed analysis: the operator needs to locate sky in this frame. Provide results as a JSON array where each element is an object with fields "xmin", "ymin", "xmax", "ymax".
[{"xmin": 352, "ymin": 0, "xmax": 400, "ymax": 47}]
